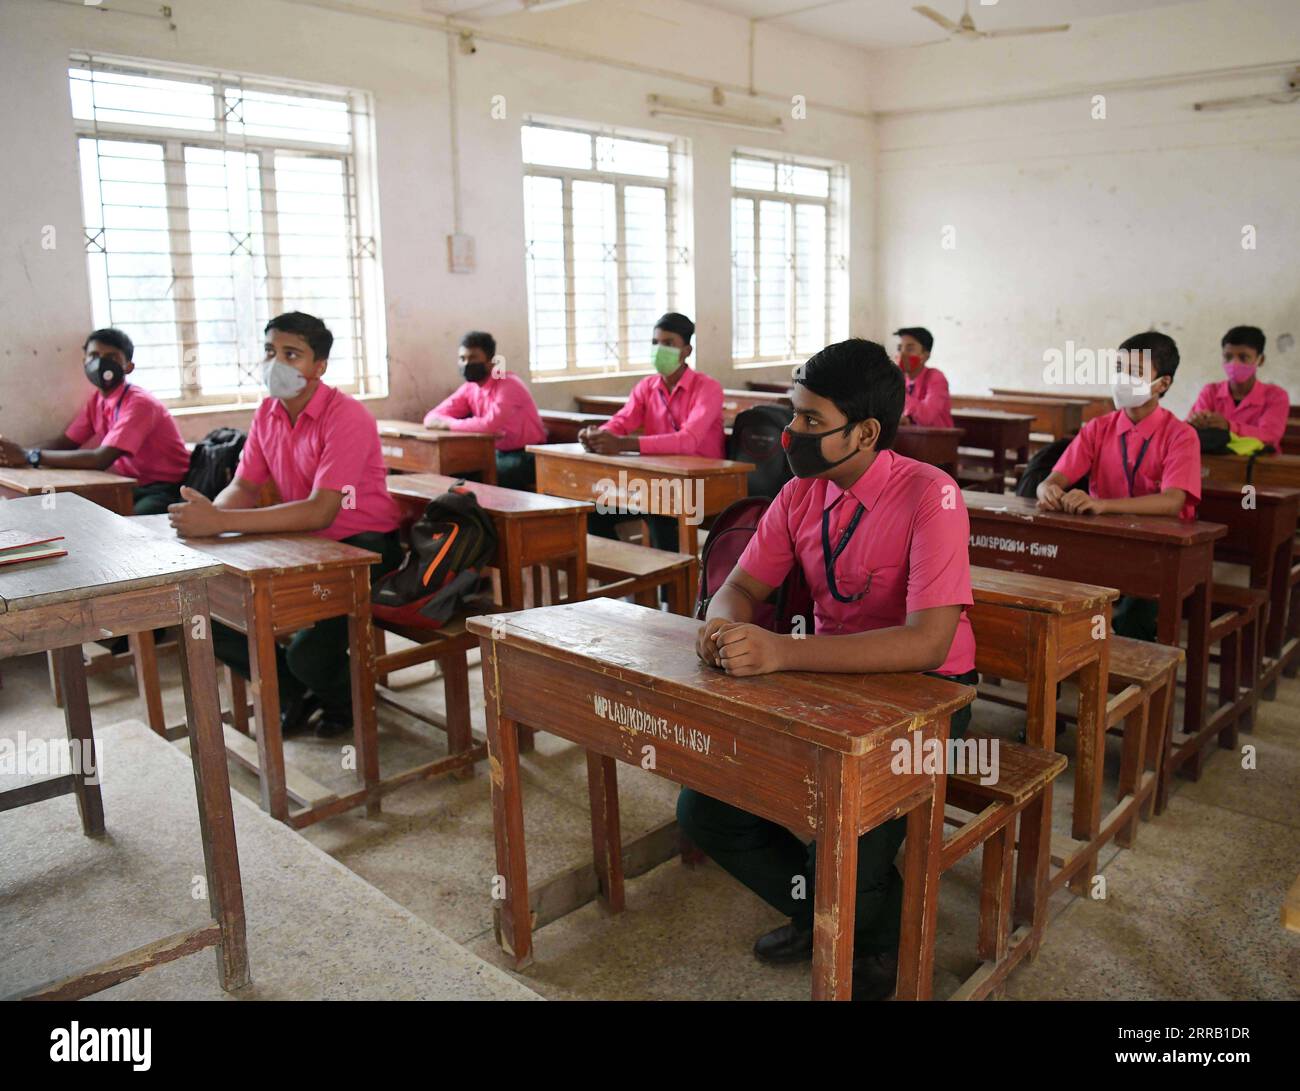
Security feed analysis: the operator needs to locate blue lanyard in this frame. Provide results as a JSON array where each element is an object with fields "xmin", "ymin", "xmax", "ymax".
[
  {"xmin": 821, "ymin": 494, "xmax": 868, "ymax": 603},
  {"xmin": 110, "ymin": 383, "xmax": 132, "ymax": 423},
  {"xmin": 657, "ymin": 386, "xmax": 679, "ymax": 431},
  {"xmin": 1119, "ymin": 431, "xmax": 1151, "ymax": 498}
]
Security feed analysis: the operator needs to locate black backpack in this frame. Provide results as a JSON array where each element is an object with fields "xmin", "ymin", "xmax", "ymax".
[
  {"xmin": 185, "ymin": 427, "xmax": 247, "ymax": 500},
  {"xmin": 1014, "ymin": 436, "xmax": 1088, "ymax": 499},
  {"xmin": 728, "ymin": 404, "xmax": 794, "ymax": 500},
  {"xmin": 371, "ymin": 484, "xmax": 497, "ymax": 629}
]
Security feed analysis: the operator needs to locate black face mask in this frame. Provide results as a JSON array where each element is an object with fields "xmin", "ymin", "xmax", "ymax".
[
  {"xmin": 84, "ymin": 355, "xmax": 125, "ymax": 392},
  {"xmin": 459, "ymin": 361, "xmax": 489, "ymax": 383},
  {"xmin": 781, "ymin": 423, "xmax": 862, "ymax": 479}
]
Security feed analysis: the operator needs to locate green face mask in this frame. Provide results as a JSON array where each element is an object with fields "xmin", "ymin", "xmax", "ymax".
[{"xmin": 651, "ymin": 344, "xmax": 682, "ymax": 376}]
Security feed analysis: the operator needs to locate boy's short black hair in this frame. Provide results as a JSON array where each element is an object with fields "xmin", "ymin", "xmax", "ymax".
[
  {"xmin": 1119, "ymin": 330, "xmax": 1180, "ymax": 385},
  {"xmin": 83, "ymin": 327, "xmax": 133, "ymax": 360},
  {"xmin": 795, "ymin": 338, "xmax": 904, "ymax": 450},
  {"xmin": 893, "ymin": 326, "xmax": 933, "ymax": 354},
  {"xmin": 461, "ymin": 330, "xmax": 497, "ymax": 359},
  {"xmin": 654, "ymin": 312, "xmax": 695, "ymax": 343},
  {"xmin": 1222, "ymin": 325, "xmax": 1266, "ymax": 355},
  {"xmin": 265, "ymin": 311, "xmax": 333, "ymax": 360}
]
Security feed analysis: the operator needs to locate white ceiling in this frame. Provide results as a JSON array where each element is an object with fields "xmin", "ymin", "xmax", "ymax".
[{"xmin": 421, "ymin": 0, "xmax": 1205, "ymax": 50}]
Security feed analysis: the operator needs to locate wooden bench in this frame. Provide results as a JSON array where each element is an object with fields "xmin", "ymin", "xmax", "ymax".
[
  {"xmin": 585, "ymin": 535, "xmax": 696, "ymax": 616},
  {"xmin": 1103, "ymin": 636, "xmax": 1183, "ymax": 830},
  {"xmin": 941, "ymin": 736, "xmax": 1066, "ymax": 1000}
]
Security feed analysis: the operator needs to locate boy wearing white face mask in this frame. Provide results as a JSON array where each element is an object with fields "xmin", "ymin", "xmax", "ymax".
[
  {"xmin": 168, "ymin": 311, "xmax": 402, "ymax": 738},
  {"xmin": 1187, "ymin": 326, "xmax": 1289, "ymax": 451},
  {"xmin": 1035, "ymin": 331, "xmax": 1201, "ymax": 640}
]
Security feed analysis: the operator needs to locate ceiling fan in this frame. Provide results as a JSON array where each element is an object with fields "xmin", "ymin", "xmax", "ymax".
[{"xmin": 913, "ymin": 2, "xmax": 1070, "ymax": 41}]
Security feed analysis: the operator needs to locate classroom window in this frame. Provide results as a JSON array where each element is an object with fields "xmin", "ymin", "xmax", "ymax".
[
  {"xmin": 69, "ymin": 56, "xmax": 384, "ymax": 407},
  {"xmin": 731, "ymin": 153, "xmax": 847, "ymax": 365},
  {"xmin": 521, "ymin": 122, "xmax": 688, "ymax": 378}
]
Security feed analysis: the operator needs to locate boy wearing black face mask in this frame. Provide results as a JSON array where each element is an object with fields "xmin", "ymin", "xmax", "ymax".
[
  {"xmin": 423, "ymin": 331, "xmax": 547, "ymax": 491},
  {"xmin": 678, "ymin": 338, "xmax": 978, "ymax": 1001},
  {"xmin": 0, "ymin": 328, "xmax": 190, "ymax": 514}
]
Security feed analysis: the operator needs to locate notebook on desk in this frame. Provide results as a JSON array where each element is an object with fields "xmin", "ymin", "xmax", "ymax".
[{"xmin": 0, "ymin": 529, "xmax": 68, "ymax": 567}]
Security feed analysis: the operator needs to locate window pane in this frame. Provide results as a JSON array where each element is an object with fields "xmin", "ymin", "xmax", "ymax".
[
  {"xmin": 731, "ymin": 197, "xmax": 755, "ymax": 360},
  {"xmin": 571, "ymin": 179, "xmax": 617, "ymax": 369},
  {"xmin": 69, "ymin": 66, "xmax": 215, "ymax": 132},
  {"xmin": 732, "ymin": 155, "xmax": 775, "ymax": 192},
  {"xmin": 623, "ymin": 186, "xmax": 668, "ymax": 365},
  {"xmin": 523, "ymin": 175, "xmax": 566, "ymax": 372},
  {"xmin": 794, "ymin": 203, "xmax": 827, "ymax": 355},
  {"xmin": 595, "ymin": 136, "xmax": 669, "ymax": 179},
  {"xmin": 779, "ymin": 163, "xmax": 830, "ymax": 198},
  {"xmin": 521, "ymin": 125, "xmax": 592, "ymax": 170},
  {"xmin": 224, "ymin": 88, "xmax": 350, "ymax": 147},
  {"xmin": 758, "ymin": 200, "xmax": 791, "ymax": 358}
]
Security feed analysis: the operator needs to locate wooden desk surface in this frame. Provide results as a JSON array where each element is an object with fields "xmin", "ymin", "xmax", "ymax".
[
  {"xmin": 132, "ymin": 515, "xmax": 381, "ymax": 576},
  {"xmin": 527, "ymin": 442, "xmax": 753, "ymax": 478},
  {"xmin": 466, "ymin": 598, "xmax": 974, "ymax": 756},
  {"xmin": 376, "ymin": 418, "xmax": 496, "ymax": 442},
  {"xmin": 0, "ymin": 466, "xmax": 136, "ymax": 495},
  {"xmin": 963, "ymin": 491, "xmax": 1227, "ymax": 547},
  {"xmin": 988, "ymin": 389, "xmax": 1112, "ymax": 420},
  {"xmin": 951, "ymin": 408, "xmax": 1037, "ymax": 425},
  {"xmin": 387, "ymin": 472, "xmax": 593, "ymax": 517},
  {"xmin": 0, "ymin": 495, "xmax": 221, "ymax": 614},
  {"xmin": 951, "ymin": 395, "xmax": 1084, "ymax": 437},
  {"xmin": 971, "ymin": 565, "xmax": 1118, "ymax": 614}
]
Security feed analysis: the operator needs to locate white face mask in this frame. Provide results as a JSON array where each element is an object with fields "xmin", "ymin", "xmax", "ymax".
[
  {"xmin": 263, "ymin": 358, "xmax": 309, "ymax": 400},
  {"xmin": 1110, "ymin": 367, "xmax": 1154, "ymax": 410}
]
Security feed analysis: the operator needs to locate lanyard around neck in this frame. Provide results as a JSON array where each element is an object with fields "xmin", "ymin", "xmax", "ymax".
[
  {"xmin": 110, "ymin": 383, "xmax": 132, "ymax": 424},
  {"xmin": 657, "ymin": 385, "xmax": 679, "ymax": 430},
  {"xmin": 1119, "ymin": 430, "xmax": 1151, "ymax": 498},
  {"xmin": 821, "ymin": 493, "xmax": 868, "ymax": 603}
]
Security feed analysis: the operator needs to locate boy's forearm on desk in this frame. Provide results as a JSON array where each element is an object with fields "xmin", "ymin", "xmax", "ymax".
[{"xmin": 777, "ymin": 625, "xmax": 948, "ymax": 674}]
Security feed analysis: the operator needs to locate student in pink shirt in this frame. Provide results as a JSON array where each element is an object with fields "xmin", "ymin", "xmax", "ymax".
[
  {"xmin": 894, "ymin": 326, "xmax": 953, "ymax": 429},
  {"xmin": 423, "ymin": 330, "xmax": 548, "ymax": 490},
  {"xmin": 1037, "ymin": 331, "xmax": 1201, "ymax": 641},
  {"xmin": 578, "ymin": 312, "xmax": 725, "ymax": 551},
  {"xmin": 1187, "ymin": 326, "xmax": 1289, "ymax": 450},
  {"xmin": 168, "ymin": 312, "xmax": 402, "ymax": 738},
  {"xmin": 677, "ymin": 338, "xmax": 977, "ymax": 1001},
  {"xmin": 0, "ymin": 328, "xmax": 190, "ymax": 514}
]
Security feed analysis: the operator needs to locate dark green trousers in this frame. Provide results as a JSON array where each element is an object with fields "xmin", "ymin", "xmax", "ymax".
[
  {"xmin": 676, "ymin": 667, "xmax": 979, "ymax": 956},
  {"xmin": 587, "ymin": 511, "xmax": 680, "ymax": 552},
  {"xmin": 211, "ymin": 530, "xmax": 403, "ymax": 715},
  {"xmin": 495, "ymin": 449, "xmax": 536, "ymax": 491},
  {"xmin": 1112, "ymin": 595, "xmax": 1159, "ymax": 642},
  {"xmin": 132, "ymin": 481, "xmax": 183, "ymax": 515}
]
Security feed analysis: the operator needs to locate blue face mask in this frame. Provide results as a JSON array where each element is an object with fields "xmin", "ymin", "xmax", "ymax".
[{"xmin": 263, "ymin": 358, "xmax": 309, "ymax": 400}]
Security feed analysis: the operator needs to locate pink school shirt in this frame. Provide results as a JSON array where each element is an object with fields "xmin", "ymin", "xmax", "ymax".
[
  {"xmin": 1188, "ymin": 379, "xmax": 1289, "ymax": 450},
  {"xmin": 425, "ymin": 371, "xmax": 547, "ymax": 452},
  {"xmin": 903, "ymin": 366, "xmax": 953, "ymax": 429},
  {"xmin": 64, "ymin": 383, "xmax": 190, "ymax": 486},
  {"xmin": 1051, "ymin": 406, "xmax": 1202, "ymax": 521},
  {"xmin": 236, "ymin": 382, "xmax": 401, "ymax": 541},
  {"xmin": 603, "ymin": 367, "xmax": 725, "ymax": 458},
  {"xmin": 736, "ymin": 448, "xmax": 976, "ymax": 676}
]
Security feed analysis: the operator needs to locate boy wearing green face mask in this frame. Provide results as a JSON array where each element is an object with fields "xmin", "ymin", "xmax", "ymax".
[{"xmin": 579, "ymin": 312, "xmax": 724, "ymax": 552}]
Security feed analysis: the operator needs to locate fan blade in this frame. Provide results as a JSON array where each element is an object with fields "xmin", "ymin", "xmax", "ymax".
[
  {"xmin": 983, "ymin": 24, "xmax": 1071, "ymax": 38},
  {"xmin": 913, "ymin": 5, "xmax": 959, "ymax": 32}
]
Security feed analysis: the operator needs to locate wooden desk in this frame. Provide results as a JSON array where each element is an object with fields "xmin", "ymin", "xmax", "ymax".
[
  {"xmin": 527, "ymin": 443, "xmax": 753, "ymax": 565},
  {"xmin": 963, "ymin": 492, "xmax": 1226, "ymax": 745},
  {"xmin": 376, "ymin": 420, "xmax": 498, "ymax": 484},
  {"xmin": 468, "ymin": 598, "xmax": 974, "ymax": 1001},
  {"xmin": 968, "ymin": 567, "xmax": 1117, "ymax": 894},
  {"xmin": 575, "ymin": 390, "xmax": 790, "ymax": 429},
  {"xmin": 0, "ymin": 466, "xmax": 135, "ymax": 515},
  {"xmin": 386, "ymin": 472, "xmax": 591, "ymax": 611},
  {"xmin": 539, "ymin": 410, "xmax": 611, "ymax": 444},
  {"xmin": 952, "ymin": 409, "xmax": 1033, "ymax": 487},
  {"xmin": 894, "ymin": 425, "xmax": 962, "ymax": 475},
  {"xmin": 989, "ymin": 389, "xmax": 1111, "ymax": 423},
  {"xmin": 0, "ymin": 495, "xmax": 247, "ymax": 998},
  {"xmin": 134, "ymin": 516, "xmax": 384, "ymax": 828},
  {"xmin": 951, "ymin": 395, "xmax": 1084, "ymax": 440}
]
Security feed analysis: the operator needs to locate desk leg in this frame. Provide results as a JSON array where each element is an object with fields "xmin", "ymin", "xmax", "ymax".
[
  {"xmin": 811, "ymin": 749, "xmax": 860, "ymax": 1001},
  {"xmin": 130, "ymin": 629, "xmax": 166, "ymax": 736},
  {"xmin": 586, "ymin": 752, "xmax": 625, "ymax": 912},
  {"xmin": 1014, "ymin": 776, "xmax": 1053, "ymax": 957},
  {"xmin": 675, "ymin": 515, "xmax": 696, "ymax": 558},
  {"xmin": 1174, "ymin": 575, "xmax": 1211, "ymax": 744},
  {"xmin": 1070, "ymin": 647, "xmax": 1107, "ymax": 893},
  {"xmin": 896, "ymin": 779, "xmax": 945, "ymax": 1002},
  {"xmin": 55, "ymin": 644, "xmax": 105, "ymax": 837},
  {"xmin": 483, "ymin": 641, "xmax": 533, "ymax": 968},
  {"xmin": 499, "ymin": 525, "xmax": 536, "ymax": 753},
  {"xmin": 178, "ymin": 583, "xmax": 250, "ymax": 992},
  {"xmin": 246, "ymin": 582, "xmax": 287, "ymax": 821},
  {"xmin": 1264, "ymin": 537, "xmax": 1290, "ymax": 695},
  {"xmin": 348, "ymin": 568, "xmax": 381, "ymax": 818}
]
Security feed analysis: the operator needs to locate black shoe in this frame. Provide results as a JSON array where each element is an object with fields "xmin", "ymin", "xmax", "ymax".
[
  {"xmin": 753, "ymin": 920, "xmax": 814, "ymax": 964},
  {"xmin": 280, "ymin": 692, "xmax": 320, "ymax": 737},
  {"xmin": 851, "ymin": 951, "xmax": 898, "ymax": 1001},
  {"xmin": 314, "ymin": 707, "xmax": 354, "ymax": 739}
]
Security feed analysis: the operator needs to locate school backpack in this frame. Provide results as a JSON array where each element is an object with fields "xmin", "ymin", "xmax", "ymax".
[
  {"xmin": 695, "ymin": 495, "xmax": 814, "ymax": 635},
  {"xmin": 1014, "ymin": 436, "xmax": 1088, "ymax": 499},
  {"xmin": 371, "ymin": 484, "xmax": 497, "ymax": 629},
  {"xmin": 185, "ymin": 427, "xmax": 246, "ymax": 500},
  {"xmin": 728, "ymin": 404, "xmax": 794, "ymax": 500}
]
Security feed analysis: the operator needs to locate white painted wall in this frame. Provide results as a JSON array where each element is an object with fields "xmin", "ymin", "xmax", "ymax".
[
  {"xmin": 870, "ymin": 0, "xmax": 1300, "ymax": 415},
  {"xmin": 0, "ymin": 0, "xmax": 875, "ymax": 442}
]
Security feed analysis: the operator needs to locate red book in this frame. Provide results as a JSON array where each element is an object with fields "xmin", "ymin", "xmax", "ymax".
[{"xmin": 0, "ymin": 529, "xmax": 67, "ymax": 566}]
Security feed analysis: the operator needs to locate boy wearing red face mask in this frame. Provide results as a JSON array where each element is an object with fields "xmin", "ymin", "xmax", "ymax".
[
  {"xmin": 894, "ymin": 327, "xmax": 953, "ymax": 428},
  {"xmin": 1187, "ymin": 326, "xmax": 1289, "ymax": 451}
]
